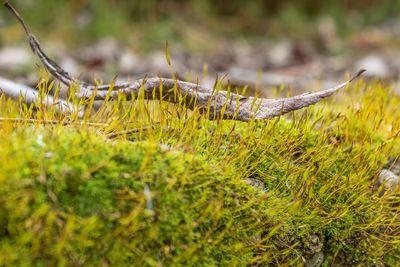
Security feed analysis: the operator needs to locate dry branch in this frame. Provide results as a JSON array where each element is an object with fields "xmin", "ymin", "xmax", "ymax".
[
  {"xmin": 0, "ymin": 76, "xmax": 77, "ymax": 114},
  {"xmin": 4, "ymin": 1, "xmax": 365, "ymax": 122}
]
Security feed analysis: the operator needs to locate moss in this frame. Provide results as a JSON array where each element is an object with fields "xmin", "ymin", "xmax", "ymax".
[
  {"xmin": 0, "ymin": 129, "xmax": 292, "ymax": 266},
  {"xmin": 0, "ymin": 80, "xmax": 399, "ymax": 265}
]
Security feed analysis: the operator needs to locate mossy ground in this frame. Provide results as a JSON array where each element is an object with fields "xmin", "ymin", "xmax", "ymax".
[{"xmin": 0, "ymin": 77, "xmax": 399, "ymax": 266}]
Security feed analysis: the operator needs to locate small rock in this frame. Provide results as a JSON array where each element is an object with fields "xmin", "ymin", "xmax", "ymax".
[
  {"xmin": 15, "ymin": 73, "xmax": 40, "ymax": 88},
  {"xmin": 149, "ymin": 51, "xmax": 170, "ymax": 72},
  {"xmin": 159, "ymin": 143, "xmax": 171, "ymax": 151},
  {"xmin": 392, "ymin": 160, "xmax": 400, "ymax": 176},
  {"xmin": 305, "ymin": 251, "xmax": 324, "ymax": 267},
  {"xmin": 59, "ymin": 56, "xmax": 80, "ymax": 77},
  {"xmin": 291, "ymin": 41, "xmax": 314, "ymax": 63},
  {"xmin": 244, "ymin": 178, "xmax": 266, "ymax": 191},
  {"xmin": 118, "ymin": 50, "xmax": 140, "ymax": 74},
  {"xmin": 376, "ymin": 169, "xmax": 400, "ymax": 195},
  {"xmin": 232, "ymin": 41, "xmax": 269, "ymax": 69},
  {"xmin": 383, "ymin": 158, "xmax": 400, "ymax": 176},
  {"xmin": 303, "ymin": 234, "xmax": 324, "ymax": 267},
  {"xmin": 0, "ymin": 47, "xmax": 32, "ymax": 70},
  {"xmin": 355, "ymin": 55, "xmax": 389, "ymax": 78},
  {"xmin": 206, "ymin": 43, "xmax": 235, "ymax": 71},
  {"xmin": 308, "ymin": 234, "xmax": 323, "ymax": 253},
  {"xmin": 267, "ymin": 40, "xmax": 293, "ymax": 67},
  {"xmin": 77, "ymin": 38, "xmax": 121, "ymax": 65}
]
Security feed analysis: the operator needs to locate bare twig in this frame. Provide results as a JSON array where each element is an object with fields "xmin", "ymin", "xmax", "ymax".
[
  {"xmin": 0, "ymin": 76, "xmax": 77, "ymax": 114},
  {"xmin": 4, "ymin": 1, "xmax": 365, "ymax": 122}
]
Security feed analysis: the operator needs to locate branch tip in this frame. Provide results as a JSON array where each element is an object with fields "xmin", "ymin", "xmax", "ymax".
[
  {"xmin": 350, "ymin": 69, "xmax": 366, "ymax": 82},
  {"xmin": 4, "ymin": 0, "xmax": 31, "ymax": 35}
]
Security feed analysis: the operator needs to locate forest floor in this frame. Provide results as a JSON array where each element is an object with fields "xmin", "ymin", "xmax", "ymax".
[{"xmin": 1, "ymin": 4, "xmax": 400, "ymax": 266}]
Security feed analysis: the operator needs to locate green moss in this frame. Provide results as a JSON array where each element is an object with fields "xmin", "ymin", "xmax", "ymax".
[
  {"xmin": 0, "ymin": 129, "xmax": 291, "ymax": 266},
  {"xmin": 0, "ymin": 80, "xmax": 399, "ymax": 265}
]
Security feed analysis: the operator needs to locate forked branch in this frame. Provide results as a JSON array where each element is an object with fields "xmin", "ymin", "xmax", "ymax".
[{"xmin": 3, "ymin": 1, "xmax": 365, "ymax": 121}]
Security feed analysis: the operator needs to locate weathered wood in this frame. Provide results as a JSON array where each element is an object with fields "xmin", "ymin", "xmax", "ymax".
[
  {"xmin": 0, "ymin": 76, "xmax": 77, "ymax": 114},
  {"xmin": 4, "ymin": 1, "xmax": 365, "ymax": 121}
]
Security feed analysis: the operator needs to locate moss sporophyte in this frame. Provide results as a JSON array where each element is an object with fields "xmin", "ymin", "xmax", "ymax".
[{"xmin": 0, "ymin": 74, "xmax": 399, "ymax": 266}]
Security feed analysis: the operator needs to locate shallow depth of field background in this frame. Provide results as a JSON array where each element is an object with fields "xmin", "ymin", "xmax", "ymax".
[{"xmin": 0, "ymin": 0, "xmax": 399, "ymax": 94}]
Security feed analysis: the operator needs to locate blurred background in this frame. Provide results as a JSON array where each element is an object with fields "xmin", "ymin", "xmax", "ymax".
[{"xmin": 0, "ymin": 0, "xmax": 400, "ymax": 94}]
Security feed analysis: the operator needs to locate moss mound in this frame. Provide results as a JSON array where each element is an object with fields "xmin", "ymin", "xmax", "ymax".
[
  {"xmin": 0, "ymin": 80, "xmax": 399, "ymax": 266},
  {"xmin": 0, "ymin": 129, "xmax": 290, "ymax": 266}
]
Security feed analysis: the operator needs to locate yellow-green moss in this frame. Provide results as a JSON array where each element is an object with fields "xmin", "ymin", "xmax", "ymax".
[
  {"xmin": 0, "ymin": 129, "xmax": 290, "ymax": 266},
  {"xmin": 0, "ymin": 79, "xmax": 399, "ymax": 266}
]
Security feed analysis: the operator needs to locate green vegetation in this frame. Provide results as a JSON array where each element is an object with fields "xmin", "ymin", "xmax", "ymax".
[
  {"xmin": 0, "ymin": 77, "xmax": 399, "ymax": 266},
  {"xmin": 2, "ymin": 0, "xmax": 399, "ymax": 48}
]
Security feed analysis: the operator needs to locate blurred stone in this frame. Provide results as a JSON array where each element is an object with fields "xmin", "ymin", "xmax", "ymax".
[
  {"xmin": 305, "ymin": 251, "xmax": 324, "ymax": 267},
  {"xmin": 303, "ymin": 234, "xmax": 324, "ymax": 267},
  {"xmin": 0, "ymin": 47, "xmax": 32, "ymax": 70},
  {"xmin": 207, "ymin": 45, "xmax": 235, "ymax": 71},
  {"xmin": 78, "ymin": 38, "xmax": 121, "ymax": 66},
  {"xmin": 376, "ymin": 169, "xmax": 400, "ymax": 195},
  {"xmin": 59, "ymin": 56, "xmax": 80, "ymax": 77},
  {"xmin": 118, "ymin": 50, "xmax": 141, "ymax": 74},
  {"xmin": 267, "ymin": 40, "xmax": 293, "ymax": 67},
  {"xmin": 308, "ymin": 234, "xmax": 323, "ymax": 253},
  {"xmin": 148, "ymin": 51, "xmax": 178, "ymax": 74},
  {"xmin": 149, "ymin": 52, "xmax": 168, "ymax": 71},
  {"xmin": 244, "ymin": 178, "xmax": 266, "ymax": 191},
  {"xmin": 15, "ymin": 73, "xmax": 39, "ymax": 88},
  {"xmin": 355, "ymin": 55, "xmax": 389, "ymax": 78},
  {"xmin": 392, "ymin": 160, "xmax": 400, "ymax": 176},
  {"xmin": 292, "ymin": 41, "xmax": 314, "ymax": 63},
  {"xmin": 182, "ymin": 52, "xmax": 203, "ymax": 71},
  {"xmin": 383, "ymin": 158, "xmax": 400, "ymax": 176},
  {"xmin": 159, "ymin": 143, "xmax": 171, "ymax": 151},
  {"xmin": 317, "ymin": 16, "xmax": 341, "ymax": 52},
  {"xmin": 350, "ymin": 28, "xmax": 390, "ymax": 49},
  {"xmin": 232, "ymin": 41, "xmax": 269, "ymax": 69}
]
